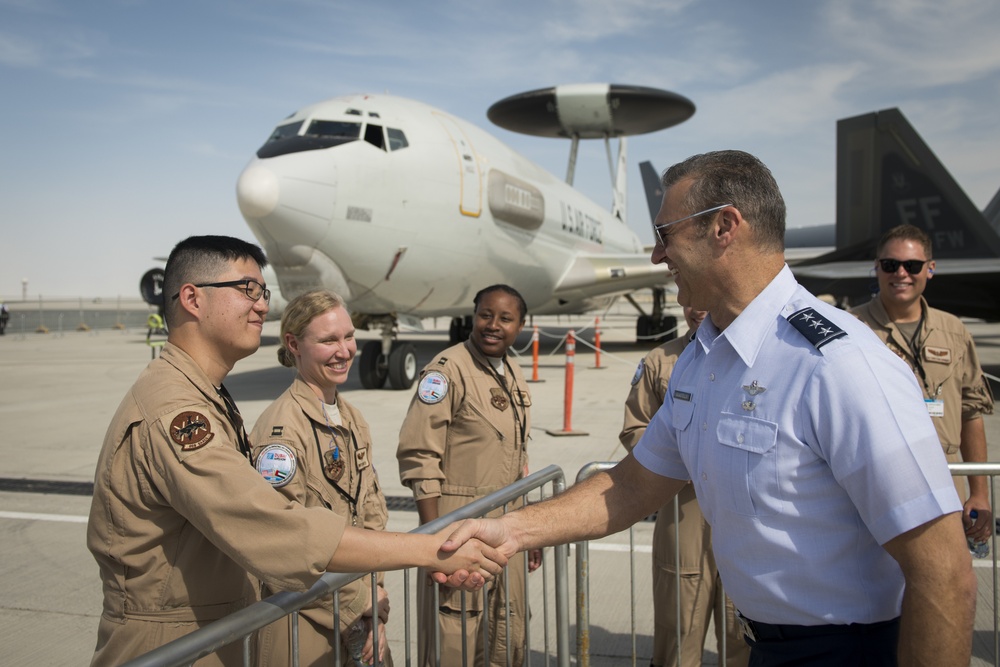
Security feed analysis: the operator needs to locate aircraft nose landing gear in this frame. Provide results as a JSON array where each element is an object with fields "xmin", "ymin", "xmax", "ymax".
[{"xmin": 358, "ymin": 318, "xmax": 419, "ymax": 390}]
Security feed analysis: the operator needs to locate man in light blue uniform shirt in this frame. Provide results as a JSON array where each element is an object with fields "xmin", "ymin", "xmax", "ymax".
[
  {"xmin": 637, "ymin": 264, "xmax": 955, "ymax": 627},
  {"xmin": 439, "ymin": 150, "xmax": 975, "ymax": 666}
]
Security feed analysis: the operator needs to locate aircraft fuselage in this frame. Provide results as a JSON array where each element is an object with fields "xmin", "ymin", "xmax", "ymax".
[{"xmin": 236, "ymin": 94, "xmax": 647, "ymax": 322}]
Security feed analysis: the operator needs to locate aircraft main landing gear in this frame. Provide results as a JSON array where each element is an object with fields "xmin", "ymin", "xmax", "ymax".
[
  {"xmin": 358, "ymin": 318, "xmax": 419, "ymax": 390},
  {"xmin": 359, "ymin": 340, "xmax": 419, "ymax": 390},
  {"xmin": 448, "ymin": 316, "xmax": 473, "ymax": 344},
  {"xmin": 629, "ymin": 286, "xmax": 678, "ymax": 343}
]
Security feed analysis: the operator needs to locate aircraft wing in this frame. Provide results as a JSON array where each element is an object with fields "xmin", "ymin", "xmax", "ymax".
[
  {"xmin": 795, "ymin": 258, "xmax": 1000, "ymax": 281},
  {"xmin": 792, "ymin": 258, "xmax": 1000, "ymax": 320},
  {"xmin": 552, "ymin": 252, "xmax": 673, "ymax": 299}
]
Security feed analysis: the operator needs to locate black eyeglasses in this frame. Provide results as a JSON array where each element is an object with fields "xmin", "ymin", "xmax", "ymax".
[
  {"xmin": 653, "ymin": 203, "xmax": 732, "ymax": 247},
  {"xmin": 171, "ymin": 279, "xmax": 271, "ymax": 304},
  {"xmin": 877, "ymin": 258, "xmax": 928, "ymax": 275}
]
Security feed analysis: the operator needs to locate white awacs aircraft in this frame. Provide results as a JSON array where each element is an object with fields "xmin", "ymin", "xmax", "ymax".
[{"xmin": 235, "ymin": 85, "xmax": 696, "ymax": 390}]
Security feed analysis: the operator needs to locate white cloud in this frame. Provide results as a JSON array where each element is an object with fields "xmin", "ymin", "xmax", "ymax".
[{"xmin": 824, "ymin": 0, "xmax": 1000, "ymax": 88}]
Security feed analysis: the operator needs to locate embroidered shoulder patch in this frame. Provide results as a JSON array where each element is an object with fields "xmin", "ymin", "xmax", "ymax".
[
  {"xmin": 630, "ymin": 359, "xmax": 645, "ymax": 386},
  {"xmin": 255, "ymin": 443, "xmax": 296, "ymax": 487},
  {"xmin": 786, "ymin": 307, "xmax": 847, "ymax": 349},
  {"xmin": 418, "ymin": 371, "xmax": 449, "ymax": 404},
  {"xmin": 169, "ymin": 411, "xmax": 214, "ymax": 451}
]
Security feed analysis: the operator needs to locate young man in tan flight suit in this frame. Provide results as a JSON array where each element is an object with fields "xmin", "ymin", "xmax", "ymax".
[
  {"xmin": 852, "ymin": 224, "xmax": 994, "ymax": 548},
  {"xmin": 621, "ymin": 307, "xmax": 749, "ymax": 667},
  {"xmin": 87, "ymin": 236, "xmax": 503, "ymax": 667}
]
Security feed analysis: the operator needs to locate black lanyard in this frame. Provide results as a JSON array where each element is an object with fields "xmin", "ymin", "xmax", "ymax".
[
  {"xmin": 902, "ymin": 310, "xmax": 930, "ymax": 394},
  {"xmin": 482, "ymin": 355, "xmax": 527, "ymax": 446},
  {"xmin": 217, "ymin": 384, "xmax": 253, "ymax": 463},
  {"xmin": 311, "ymin": 423, "xmax": 363, "ymax": 521}
]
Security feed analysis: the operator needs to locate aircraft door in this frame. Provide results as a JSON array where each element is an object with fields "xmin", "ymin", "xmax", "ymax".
[{"xmin": 434, "ymin": 113, "xmax": 482, "ymax": 217}]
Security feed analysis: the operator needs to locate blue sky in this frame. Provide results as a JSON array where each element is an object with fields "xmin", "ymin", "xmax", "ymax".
[{"xmin": 2, "ymin": 0, "xmax": 999, "ymax": 299}]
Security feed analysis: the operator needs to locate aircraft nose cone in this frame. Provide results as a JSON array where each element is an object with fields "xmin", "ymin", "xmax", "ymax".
[{"xmin": 236, "ymin": 163, "xmax": 280, "ymax": 219}]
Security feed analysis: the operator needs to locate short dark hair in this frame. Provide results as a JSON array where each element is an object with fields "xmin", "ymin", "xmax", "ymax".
[
  {"xmin": 661, "ymin": 150, "xmax": 786, "ymax": 252},
  {"xmin": 163, "ymin": 235, "xmax": 268, "ymax": 328},
  {"xmin": 876, "ymin": 224, "xmax": 932, "ymax": 259},
  {"xmin": 473, "ymin": 284, "xmax": 527, "ymax": 322}
]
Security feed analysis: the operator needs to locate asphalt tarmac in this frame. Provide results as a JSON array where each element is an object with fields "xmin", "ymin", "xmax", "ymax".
[{"xmin": 2, "ymin": 309, "xmax": 999, "ymax": 665}]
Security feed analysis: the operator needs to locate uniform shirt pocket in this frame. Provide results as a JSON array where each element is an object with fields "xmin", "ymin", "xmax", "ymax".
[
  {"xmin": 712, "ymin": 414, "xmax": 780, "ymax": 517},
  {"xmin": 670, "ymin": 392, "xmax": 695, "ymax": 431}
]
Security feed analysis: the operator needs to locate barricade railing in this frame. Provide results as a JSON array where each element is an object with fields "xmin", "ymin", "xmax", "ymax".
[
  {"xmin": 121, "ymin": 465, "xmax": 570, "ymax": 667},
  {"xmin": 576, "ymin": 461, "xmax": 1000, "ymax": 667},
  {"xmin": 118, "ymin": 459, "xmax": 1000, "ymax": 667}
]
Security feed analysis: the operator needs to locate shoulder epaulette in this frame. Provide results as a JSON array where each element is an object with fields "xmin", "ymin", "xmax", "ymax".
[{"xmin": 786, "ymin": 307, "xmax": 847, "ymax": 349}]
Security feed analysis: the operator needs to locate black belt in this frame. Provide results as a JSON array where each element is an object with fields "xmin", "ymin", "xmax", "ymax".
[{"xmin": 737, "ymin": 612, "xmax": 900, "ymax": 642}]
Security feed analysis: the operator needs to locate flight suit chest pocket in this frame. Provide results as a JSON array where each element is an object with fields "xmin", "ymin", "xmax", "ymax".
[{"xmin": 712, "ymin": 414, "xmax": 781, "ymax": 517}]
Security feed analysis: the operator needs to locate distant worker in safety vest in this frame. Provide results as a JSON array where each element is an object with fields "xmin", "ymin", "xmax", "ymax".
[{"xmin": 146, "ymin": 311, "xmax": 166, "ymax": 341}]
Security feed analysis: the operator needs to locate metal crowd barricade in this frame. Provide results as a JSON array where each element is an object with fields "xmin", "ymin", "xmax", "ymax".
[
  {"xmin": 121, "ymin": 465, "xmax": 570, "ymax": 667},
  {"xmin": 109, "ymin": 459, "xmax": 1000, "ymax": 667},
  {"xmin": 576, "ymin": 461, "xmax": 1000, "ymax": 667}
]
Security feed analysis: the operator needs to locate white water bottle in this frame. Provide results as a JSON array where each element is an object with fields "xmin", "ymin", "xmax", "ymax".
[{"xmin": 968, "ymin": 510, "xmax": 990, "ymax": 559}]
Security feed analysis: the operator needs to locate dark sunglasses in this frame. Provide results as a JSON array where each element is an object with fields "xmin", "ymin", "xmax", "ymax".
[{"xmin": 878, "ymin": 258, "xmax": 927, "ymax": 275}]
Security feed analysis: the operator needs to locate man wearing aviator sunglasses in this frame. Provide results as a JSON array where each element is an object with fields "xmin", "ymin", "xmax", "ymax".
[
  {"xmin": 442, "ymin": 151, "xmax": 974, "ymax": 667},
  {"xmin": 853, "ymin": 224, "xmax": 994, "ymax": 550}
]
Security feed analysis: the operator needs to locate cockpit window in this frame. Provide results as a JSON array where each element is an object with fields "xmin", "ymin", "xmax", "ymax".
[
  {"xmin": 256, "ymin": 119, "xmax": 362, "ymax": 159},
  {"xmin": 266, "ymin": 121, "xmax": 303, "ymax": 143},
  {"xmin": 305, "ymin": 120, "xmax": 362, "ymax": 140},
  {"xmin": 364, "ymin": 123, "xmax": 386, "ymax": 150},
  {"xmin": 387, "ymin": 128, "xmax": 408, "ymax": 151}
]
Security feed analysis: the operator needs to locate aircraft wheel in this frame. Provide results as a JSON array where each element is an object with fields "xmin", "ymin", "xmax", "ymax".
[
  {"xmin": 449, "ymin": 317, "xmax": 463, "ymax": 344},
  {"xmin": 388, "ymin": 343, "xmax": 418, "ymax": 390},
  {"xmin": 636, "ymin": 315, "xmax": 651, "ymax": 342},
  {"xmin": 655, "ymin": 315, "xmax": 678, "ymax": 342},
  {"xmin": 449, "ymin": 316, "xmax": 473, "ymax": 344},
  {"xmin": 359, "ymin": 340, "xmax": 388, "ymax": 389}
]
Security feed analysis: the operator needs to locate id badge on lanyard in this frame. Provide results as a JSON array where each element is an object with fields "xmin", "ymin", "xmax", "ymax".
[{"xmin": 925, "ymin": 398, "xmax": 944, "ymax": 418}]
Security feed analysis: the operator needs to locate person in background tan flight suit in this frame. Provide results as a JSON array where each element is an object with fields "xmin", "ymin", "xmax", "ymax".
[
  {"xmin": 87, "ymin": 236, "xmax": 505, "ymax": 667},
  {"xmin": 251, "ymin": 290, "xmax": 394, "ymax": 667},
  {"xmin": 397, "ymin": 284, "xmax": 539, "ymax": 667},
  {"xmin": 621, "ymin": 306, "xmax": 749, "ymax": 667},
  {"xmin": 852, "ymin": 224, "xmax": 994, "ymax": 547}
]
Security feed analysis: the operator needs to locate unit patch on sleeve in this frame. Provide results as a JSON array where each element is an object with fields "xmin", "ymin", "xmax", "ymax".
[
  {"xmin": 169, "ymin": 411, "xmax": 214, "ymax": 451},
  {"xmin": 786, "ymin": 307, "xmax": 847, "ymax": 349},
  {"xmin": 631, "ymin": 359, "xmax": 645, "ymax": 386},
  {"xmin": 255, "ymin": 443, "xmax": 297, "ymax": 487},
  {"xmin": 418, "ymin": 371, "xmax": 449, "ymax": 404}
]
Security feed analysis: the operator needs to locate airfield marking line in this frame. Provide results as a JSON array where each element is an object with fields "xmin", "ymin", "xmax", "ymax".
[{"xmin": 0, "ymin": 510, "xmax": 88, "ymax": 523}]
